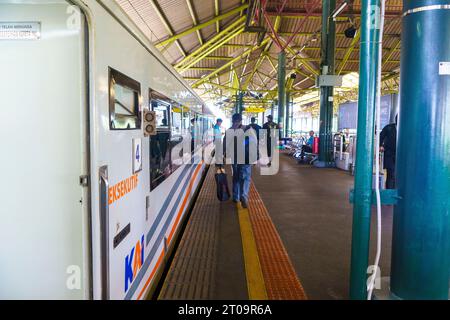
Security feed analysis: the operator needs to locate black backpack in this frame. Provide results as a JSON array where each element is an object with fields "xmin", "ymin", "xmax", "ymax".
[{"xmin": 214, "ymin": 167, "xmax": 230, "ymax": 202}]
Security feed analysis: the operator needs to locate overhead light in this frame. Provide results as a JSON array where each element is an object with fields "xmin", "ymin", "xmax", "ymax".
[{"xmin": 331, "ymin": 1, "xmax": 348, "ymax": 21}]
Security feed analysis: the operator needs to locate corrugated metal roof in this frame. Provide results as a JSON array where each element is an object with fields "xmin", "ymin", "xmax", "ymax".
[{"xmin": 115, "ymin": 0, "xmax": 403, "ymax": 110}]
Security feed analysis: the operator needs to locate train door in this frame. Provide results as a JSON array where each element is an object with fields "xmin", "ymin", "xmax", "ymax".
[
  {"xmin": 99, "ymin": 67, "xmax": 148, "ymax": 300},
  {"xmin": 0, "ymin": 1, "xmax": 90, "ymax": 299}
]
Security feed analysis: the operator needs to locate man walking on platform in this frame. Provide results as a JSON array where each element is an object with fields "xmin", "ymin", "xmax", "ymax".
[
  {"xmin": 262, "ymin": 115, "xmax": 280, "ymax": 167},
  {"xmin": 248, "ymin": 117, "xmax": 261, "ymax": 140},
  {"xmin": 213, "ymin": 118, "xmax": 223, "ymax": 141},
  {"xmin": 223, "ymin": 113, "xmax": 257, "ymax": 208},
  {"xmin": 380, "ymin": 115, "xmax": 398, "ymax": 189}
]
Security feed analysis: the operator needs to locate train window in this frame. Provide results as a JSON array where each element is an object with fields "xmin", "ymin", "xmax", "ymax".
[
  {"xmin": 149, "ymin": 90, "xmax": 172, "ymax": 190},
  {"xmin": 171, "ymin": 107, "xmax": 182, "ymax": 136},
  {"xmin": 181, "ymin": 110, "xmax": 190, "ymax": 135},
  {"xmin": 109, "ymin": 68, "xmax": 141, "ymax": 130},
  {"xmin": 170, "ymin": 105, "xmax": 184, "ymax": 172},
  {"xmin": 152, "ymin": 100, "xmax": 170, "ymax": 128},
  {"xmin": 190, "ymin": 112, "xmax": 202, "ymax": 152}
]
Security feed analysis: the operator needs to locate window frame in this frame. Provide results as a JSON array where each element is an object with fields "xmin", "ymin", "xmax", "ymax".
[
  {"xmin": 148, "ymin": 89, "xmax": 176, "ymax": 191},
  {"xmin": 108, "ymin": 67, "xmax": 142, "ymax": 131}
]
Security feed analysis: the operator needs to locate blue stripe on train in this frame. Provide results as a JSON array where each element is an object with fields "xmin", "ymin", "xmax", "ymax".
[
  {"xmin": 145, "ymin": 164, "xmax": 192, "ymax": 246},
  {"xmin": 124, "ymin": 163, "xmax": 201, "ymax": 299}
]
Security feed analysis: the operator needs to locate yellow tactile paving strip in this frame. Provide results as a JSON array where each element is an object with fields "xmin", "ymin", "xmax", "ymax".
[
  {"xmin": 237, "ymin": 203, "xmax": 268, "ymax": 300},
  {"xmin": 247, "ymin": 183, "xmax": 308, "ymax": 300},
  {"xmin": 158, "ymin": 165, "xmax": 307, "ymax": 300}
]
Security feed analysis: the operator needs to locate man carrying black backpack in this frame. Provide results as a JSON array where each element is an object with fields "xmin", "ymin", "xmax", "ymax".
[{"xmin": 222, "ymin": 113, "xmax": 257, "ymax": 208}]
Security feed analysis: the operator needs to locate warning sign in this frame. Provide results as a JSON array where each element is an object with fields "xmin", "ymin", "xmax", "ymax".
[{"xmin": 0, "ymin": 22, "xmax": 41, "ymax": 40}]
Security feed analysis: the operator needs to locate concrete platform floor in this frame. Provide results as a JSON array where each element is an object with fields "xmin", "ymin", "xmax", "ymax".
[{"xmin": 252, "ymin": 153, "xmax": 393, "ymax": 300}]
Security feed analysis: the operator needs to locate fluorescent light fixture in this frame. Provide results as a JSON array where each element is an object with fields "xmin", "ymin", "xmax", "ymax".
[{"xmin": 332, "ymin": 2, "xmax": 348, "ymax": 20}]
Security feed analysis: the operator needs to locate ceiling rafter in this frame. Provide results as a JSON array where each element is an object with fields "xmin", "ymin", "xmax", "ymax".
[
  {"xmin": 148, "ymin": 0, "xmax": 186, "ymax": 56},
  {"xmin": 155, "ymin": 4, "xmax": 249, "ymax": 47},
  {"xmin": 174, "ymin": 16, "xmax": 246, "ymax": 71},
  {"xmin": 117, "ymin": 0, "xmax": 403, "ymax": 112},
  {"xmin": 192, "ymin": 37, "xmax": 271, "ymax": 88},
  {"xmin": 185, "ymin": 0, "xmax": 203, "ymax": 45}
]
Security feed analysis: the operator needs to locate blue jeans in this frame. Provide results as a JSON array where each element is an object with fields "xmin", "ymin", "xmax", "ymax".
[{"xmin": 231, "ymin": 164, "xmax": 252, "ymax": 202}]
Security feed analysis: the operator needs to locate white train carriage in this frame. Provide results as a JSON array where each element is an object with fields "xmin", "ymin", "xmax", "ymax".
[{"xmin": 0, "ymin": 0, "xmax": 214, "ymax": 299}]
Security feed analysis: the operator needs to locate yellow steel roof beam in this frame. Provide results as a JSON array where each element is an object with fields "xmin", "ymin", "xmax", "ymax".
[
  {"xmin": 185, "ymin": 0, "xmax": 203, "ymax": 45},
  {"xmin": 204, "ymin": 56, "xmax": 233, "ymax": 60},
  {"xmin": 178, "ymin": 25, "xmax": 245, "ymax": 72},
  {"xmin": 337, "ymin": 16, "xmax": 400, "ymax": 76},
  {"xmin": 284, "ymin": 44, "xmax": 319, "ymax": 76},
  {"xmin": 232, "ymin": 67, "xmax": 240, "ymax": 92},
  {"xmin": 382, "ymin": 38, "xmax": 401, "ymax": 68},
  {"xmin": 188, "ymin": 67, "xmax": 217, "ymax": 71},
  {"xmin": 277, "ymin": 31, "xmax": 398, "ymax": 37},
  {"xmin": 242, "ymin": 16, "xmax": 280, "ymax": 91},
  {"xmin": 298, "ymin": 47, "xmax": 400, "ymax": 52},
  {"xmin": 337, "ymin": 30, "xmax": 361, "ymax": 75},
  {"xmin": 265, "ymin": 55, "xmax": 277, "ymax": 73},
  {"xmin": 155, "ymin": 4, "xmax": 249, "ymax": 48},
  {"xmin": 175, "ymin": 16, "xmax": 245, "ymax": 70},
  {"xmin": 266, "ymin": 54, "xmax": 315, "ymax": 82},
  {"xmin": 242, "ymin": 56, "xmax": 266, "ymax": 90},
  {"xmin": 193, "ymin": 37, "xmax": 271, "ymax": 88},
  {"xmin": 255, "ymin": 71, "xmax": 270, "ymax": 91},
  {"xmin": 285, "ymin": 75, "xmax": 295, "ymax": 90},
  {"xmin": 198, "ymin": 82, "xmax": 315, "ymax": 94},
  {"xmin": 148, "ymin": 0, "xmax": 186, "ymax": 57}
]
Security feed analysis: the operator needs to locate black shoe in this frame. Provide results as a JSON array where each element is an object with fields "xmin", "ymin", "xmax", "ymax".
[
  {"xmin": 232, "ymin": 199, "xmax": 239, "ymax": 203},
  {"xmin": 241, "ymin": 199, "xmax": 248, "ymax": 208}
]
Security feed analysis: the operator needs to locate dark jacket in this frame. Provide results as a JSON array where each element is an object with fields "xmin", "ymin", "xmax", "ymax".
[
  {"xmin": 380, "ymin": 123, "xmax": 397, "ymax": 170},
  {"xmin": 248, "ymin": 123, "xmax": 262, "ymax": 140},
  {"xmin": 223, "ymin": 125, "xmax": 257, "ymax": 165}
]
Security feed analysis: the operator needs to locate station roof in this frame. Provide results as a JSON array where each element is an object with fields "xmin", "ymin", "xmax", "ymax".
[{"xmin": 116, "ymin": 0, "xmax": 403, "ymax": 114}]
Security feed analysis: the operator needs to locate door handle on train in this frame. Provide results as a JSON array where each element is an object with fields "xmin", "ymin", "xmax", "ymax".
[{"xmin": 99, "ymin": 165, "xmax": 110, "ymax": 300}]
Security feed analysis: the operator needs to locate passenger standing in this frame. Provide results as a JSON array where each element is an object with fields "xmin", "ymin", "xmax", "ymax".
[
  {"xmin": 190, "ymin": 118, "xmax": 198, "ymax": 161},
  {"xmin": 213, "ymin": 118, "xmax": 223, "ymax": 141},
  {"xmin": 248, "ymin": 117, "xmax": 261, "ymax": 140},
  {"xmin": 223, "ymin": 113, "xmax": 257, "ymax": 208},
  {"xmin": 262, "ymin": 115, "xmax": 280, "ymax": 167},
  {"xmin": 380, "ymin": 116, "xmax": 398, "ymax": 189},
  {"xmin": 248, "ymin": 117, "xmax": 262, "ymax": 160}
]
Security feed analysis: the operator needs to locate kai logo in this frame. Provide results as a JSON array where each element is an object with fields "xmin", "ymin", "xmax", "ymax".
[{"xmin": 124, "ymin": 235, "xmax": 145, "ymax": 293}]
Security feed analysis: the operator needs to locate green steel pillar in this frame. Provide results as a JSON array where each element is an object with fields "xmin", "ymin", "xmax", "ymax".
[
  {"xmin": 391, "ymin": 0, "xmax": 450, "ymax": 300},
  {"xmin": 290, "ymin": 98, "xmax": 294, "ymax": 136},
  {"xmin": 278, "ymin": 51, "xmax": 286, "ymax": 136},
  {"xmin": 349, "ymin": 0, "xmax": 381, "ymax": 300},
  {"xmin": 235, "ymin": 91, "xmax": 244, "ymax": 114},
  {"xmin": 271, "ymin": 102, "xmax": 275, "ymax": 120},
  {"xmin": 317, "ymin": 0, "xmax": 336, "ymax": 166},
  {"xmin": 285, "ymin": 91, "xmax": 291, "ymax": 136}
]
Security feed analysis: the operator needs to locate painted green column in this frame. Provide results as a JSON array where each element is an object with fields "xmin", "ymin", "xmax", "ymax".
[
  {"xmin": 317, "ymin": 0, "xmax": 336, "ymax": 166},
  {"xmin": 278, "ymin": 51, "xmax": 286, "ymax": 136},
  {"xmin": 235, "ymin": 91, "xmax": 244, "ymax": 114},
  {"xmin": 285, "ymin": 92, "xmax": 291, "ymax": 137},
  {"xmin": 391, "ymin": 0, "xmax": 450, "ymax": 300},
  {"xmin": 271, "ymin": 101, "xmax": 275, "ymax": 120},
  {"xmin": 349, "ymin": 0, "xmax": 381, "ymax": 300},
  {"xmin": 290, "ymin": 98, "xmax": 294, "ymax": 137}
]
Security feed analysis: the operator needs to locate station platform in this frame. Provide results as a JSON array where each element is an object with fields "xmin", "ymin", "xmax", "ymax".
[{"xmin": 157, "ymin": 153, "xmax": 394, "ymax": 300}]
